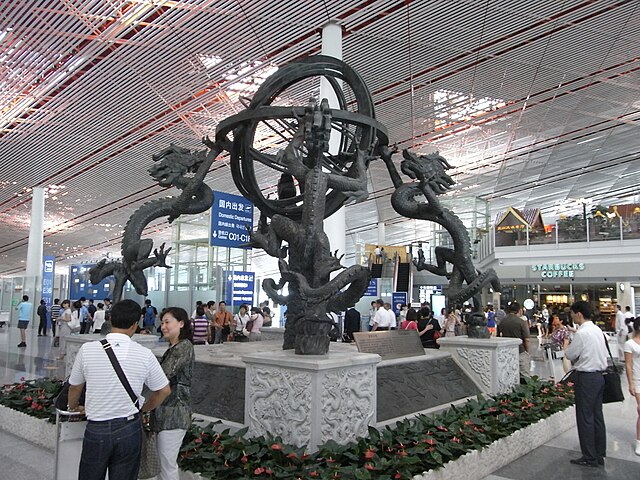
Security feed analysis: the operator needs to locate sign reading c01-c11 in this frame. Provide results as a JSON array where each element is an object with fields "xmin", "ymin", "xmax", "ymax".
[
  {"xmin": 531, "ymin": 262, "xmax": 585, "ymax": 278},
  {"xmin": 210, "ymin": 191, "xmax": 254, "ymax": 249}
]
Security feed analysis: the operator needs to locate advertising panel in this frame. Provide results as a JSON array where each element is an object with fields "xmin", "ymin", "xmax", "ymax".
[
  {"xmin": 391, "ymin": 291, "xmax": 407, "ymax": 316},
  {"xmin": 69, "ymin": 264, "xmax": 113, "ymax": 300}
]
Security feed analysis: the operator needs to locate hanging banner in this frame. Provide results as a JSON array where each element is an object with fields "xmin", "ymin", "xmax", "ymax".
[
  {"xmin": 41, "ymin": 255, "xmax": 55, "ymax": 308},
  {"xmin": 224, "ymin": 270, "xmax": 255, "ymax": 308},
  {"xmin": 69, "ymin": 264, "xmax": 113, "ymax": 300},
  {"xmin": 210, "ymin": 191, "xmax": 254, "ymax": 248}
]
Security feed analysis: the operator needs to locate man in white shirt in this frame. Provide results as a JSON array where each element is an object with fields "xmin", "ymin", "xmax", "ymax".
[
  {"xmin": 369, "ymin": 299, "xmax": 383, "ymax": 331},
  {"xmin": 565, "ymin": 301, "xmax": 608, "ymax": 468},
  {"xmin": 372, "ymin": 303, "xmax": 394, "ymax": 331},
  {"xmin": 68, "ymin": 300, "xmax": 171, "ymax": 480},
  {"xmin": 615, "ymin": 305, "xmax": 627, "ymax": 358}
]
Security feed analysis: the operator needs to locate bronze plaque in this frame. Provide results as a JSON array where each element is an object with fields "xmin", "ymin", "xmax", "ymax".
[{"xmin": 353, "ymin": 330, "xmax": 425, "ymax": 360}]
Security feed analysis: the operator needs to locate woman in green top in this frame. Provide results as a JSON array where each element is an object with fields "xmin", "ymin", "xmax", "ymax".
[{"xmin": 154, "ymin": 307, "xmax": 195, "ymax": 480}]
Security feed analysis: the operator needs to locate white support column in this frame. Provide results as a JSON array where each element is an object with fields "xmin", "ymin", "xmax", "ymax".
[
  {"xmin": 377, "ymin": 221, "xmax": 386, "ymax": 246},
  {"xmin": 25, "ymin": 187, "xmax": 45, "ymax": 300},
  {"xmin": 320, "ymin": 21, "xmax": 347, "ymax": 263}
]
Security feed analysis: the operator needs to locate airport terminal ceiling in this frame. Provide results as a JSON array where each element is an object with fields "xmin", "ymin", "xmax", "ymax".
[{"xmin": 0, "ymin": 0, "xmax": 638, "ymax": 277}]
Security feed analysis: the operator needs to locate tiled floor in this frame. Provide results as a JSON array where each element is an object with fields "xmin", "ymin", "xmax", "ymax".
[{"xmin": 0, "ymin": 327, "xmax": 638, "ymax": 480}]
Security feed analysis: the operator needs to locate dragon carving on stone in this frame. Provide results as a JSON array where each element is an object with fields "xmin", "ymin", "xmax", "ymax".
[
  {"xmin": 380, "ymin": 147, "xmax": 501, "ymax": 317},
  {"xmin": 90, "ymin": 139, "xmax": 223, "ymax": 305}
]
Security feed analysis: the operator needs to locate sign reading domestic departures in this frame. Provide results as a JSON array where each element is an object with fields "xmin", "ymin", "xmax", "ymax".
[
  {"xmin": 353, "ymin": 330, "xmax": 425, "ymax": 360},
  {"xmin": 210, "ymin": 191, "xmax": 254, "ymax": 249}
]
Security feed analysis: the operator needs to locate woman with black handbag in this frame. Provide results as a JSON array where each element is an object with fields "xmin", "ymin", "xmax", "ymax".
[
  {"xmin": 152, "ymin": 307, "xmax": 195, "ymax": 480},
  {"xmin": 624, "ymin": 317, "xmax": 640, "ymax": 456}
]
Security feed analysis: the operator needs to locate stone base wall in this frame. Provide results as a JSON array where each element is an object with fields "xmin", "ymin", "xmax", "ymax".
[{"xmin": 0, "ymin": 404, "xmax": 56, "ymax": 451}]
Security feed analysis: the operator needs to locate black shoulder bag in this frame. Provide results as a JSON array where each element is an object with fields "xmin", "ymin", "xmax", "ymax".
[{"xmin": 601, "ymin": 334, "xmax": 624, "ymax": 403}]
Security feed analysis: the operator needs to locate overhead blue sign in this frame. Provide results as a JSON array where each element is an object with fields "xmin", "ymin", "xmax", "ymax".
[
  {"xmin": 211, "ymin": 191, "xmax": 253, "ymax": 248},
  {"xmin": 365, "ymin": 278, "xmax": 378, "ymax": 296},
  {"xmin": 224, "ymin": 270, "xmax": 255, "ymax": 308},
  {"xmin": 41, "ymin": 255, "xmax": 55, "ymax": 308},
  {"xmin": 69, "ymin": 264, "xmax": 113, "ymax": 300},
  {"xmin": 392, "ymin": 292, "xmax": 407, "ymax": 316}
]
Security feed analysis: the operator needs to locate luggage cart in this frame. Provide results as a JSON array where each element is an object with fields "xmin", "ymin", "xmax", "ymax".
[
  {"xmin": 54, "ymin": 409, "xmax": 86, "ymax": 480},
  {"xmin": 542, "ymin": 342, "xmax": 566, "ymax": 382}
]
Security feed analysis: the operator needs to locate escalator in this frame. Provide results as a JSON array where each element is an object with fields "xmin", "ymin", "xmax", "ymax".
[{"xmin": 395, "ymin": 262, "xmax": 411, "ymax": 292}]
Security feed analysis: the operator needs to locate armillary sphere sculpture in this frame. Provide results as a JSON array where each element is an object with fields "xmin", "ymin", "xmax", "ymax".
[
  {"xmin": 92, "ymin": 55, "xmax": 500, "ymax": 347},
  {"xmin": 214, "ymin": 55, "xmax": 389, "ymax": 354}
]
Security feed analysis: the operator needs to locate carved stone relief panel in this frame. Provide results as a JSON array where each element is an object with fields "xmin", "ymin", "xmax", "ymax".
[
  {"xmin": 456, "ymin": 347, "xmax": 492, "ymax": 388},
  {"xmin": 496, "ymin": 346, "xmax": 520, "ymax": 393},
  {"xmin": 246, "ymin": 365, "xmax": 312, "ymax": 447},
  {"xmin": 320, "ymin": 366, "xmax": 376, "ymax": 444}
]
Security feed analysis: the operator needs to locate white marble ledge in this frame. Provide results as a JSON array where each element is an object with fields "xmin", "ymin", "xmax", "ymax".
[
  {"xmin": 379, "ymin": 349, "xmax": 451, "ymax": 367},
  {"xmin": 438, "ymin": 336, "xmax": 522, "ymax": 348},
  {"xmin": 242, "ymin": 349, "xmax": 381, "ymax": 370},
  {"xmin": 65, "ymin": 333, "xmax": 162, "ymax": 348}
]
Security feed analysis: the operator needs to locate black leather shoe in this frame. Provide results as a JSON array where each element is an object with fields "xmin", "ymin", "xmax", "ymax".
[
  {"xmin": 570, "ymin": 458, "xmax": 599, "ymax": 467},
  {"xmin": 598, "ymin": 458, "xmax": 605, "ymax": 466}
]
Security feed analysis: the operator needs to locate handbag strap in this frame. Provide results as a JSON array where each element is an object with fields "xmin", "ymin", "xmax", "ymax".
[
  {"xmin": 100, "ymin": 339, "xmax": 139, "ymax": 409},
  {"xmin": 601, "ymin": 333, "xmax": 615, "ymax": 365}
]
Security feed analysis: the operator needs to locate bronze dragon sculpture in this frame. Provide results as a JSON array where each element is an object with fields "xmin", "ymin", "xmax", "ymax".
[
  {"xmin": 380, "ymin": 147, "xmax": 501, "ymax": 312},
  {"xmin": 89, "ymin": 139, "xmax": 223, "ymax": 304}
]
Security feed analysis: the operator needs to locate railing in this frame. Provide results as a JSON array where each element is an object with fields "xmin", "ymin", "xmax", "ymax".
[{"xmin": 477, "ymin": 216, "xmax": 640, "ymax": 260}]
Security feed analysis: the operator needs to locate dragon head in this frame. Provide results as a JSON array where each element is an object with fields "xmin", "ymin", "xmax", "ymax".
[
  {"xmin": 401, "ymin": 149, "xmax": 455, "ymax": 195},
  {"xmin": 149, "ymin": 144, "xmax": 207, "ymax": 188}
]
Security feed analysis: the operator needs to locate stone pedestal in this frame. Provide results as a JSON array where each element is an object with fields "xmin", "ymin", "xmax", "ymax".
[
  {"xmin": 242, "ymin": 350, "xmax": 380, "ymax": 451},
  {"xmin": 64, "ymin": 334, "xmax": 162, "ymax": 376},
  {"xmin": 437, "ymin": 336, "xmax": 521, "ymax": 394}
]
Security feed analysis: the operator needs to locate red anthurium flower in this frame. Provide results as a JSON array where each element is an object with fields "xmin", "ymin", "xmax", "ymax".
[
  {"xmin": 254, "ymin": 467, "xmax": 265, "ymax": 475},
  {"xmin": 271, "ymin": 443, "xmax": 283, "ymax": 451},
  {"xmin": 364, "ymin": 449, "xmax": 376, "ymax": 459}
]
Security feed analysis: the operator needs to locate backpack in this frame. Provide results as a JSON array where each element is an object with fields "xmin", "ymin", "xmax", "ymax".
[{"xmin": 143, "ymin": 306, "xmax": 155, "ymax": 326}]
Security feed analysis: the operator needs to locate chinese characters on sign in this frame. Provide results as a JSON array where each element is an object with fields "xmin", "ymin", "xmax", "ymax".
[
  {"xmin": 365, "ymin": 278, "xmax": 378, "ymax": 296},
  {"xmin": 224, "ymin": 271, "xmax": 255, "ymax": 307},
  {"xmin": 41, "ymin": 255, "xmax": 55, "ymax": 307},
  {"xmin": 210, "ymin": 191, "xmax": 254, "ymax": 249}
]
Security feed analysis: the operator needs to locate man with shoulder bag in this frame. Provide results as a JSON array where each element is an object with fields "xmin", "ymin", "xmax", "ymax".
[
  {"xmin": 67, "ymin": 300, "xmax": 171, "ymax": 480},
  {"xmin": 565, "ymin": 301, "xmax": 609, "ymax": 468}
]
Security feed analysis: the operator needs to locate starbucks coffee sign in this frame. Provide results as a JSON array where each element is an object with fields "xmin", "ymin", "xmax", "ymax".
[{"xmin": 531, "ymin": 263, "xmax": 585, "ymax": 278}]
